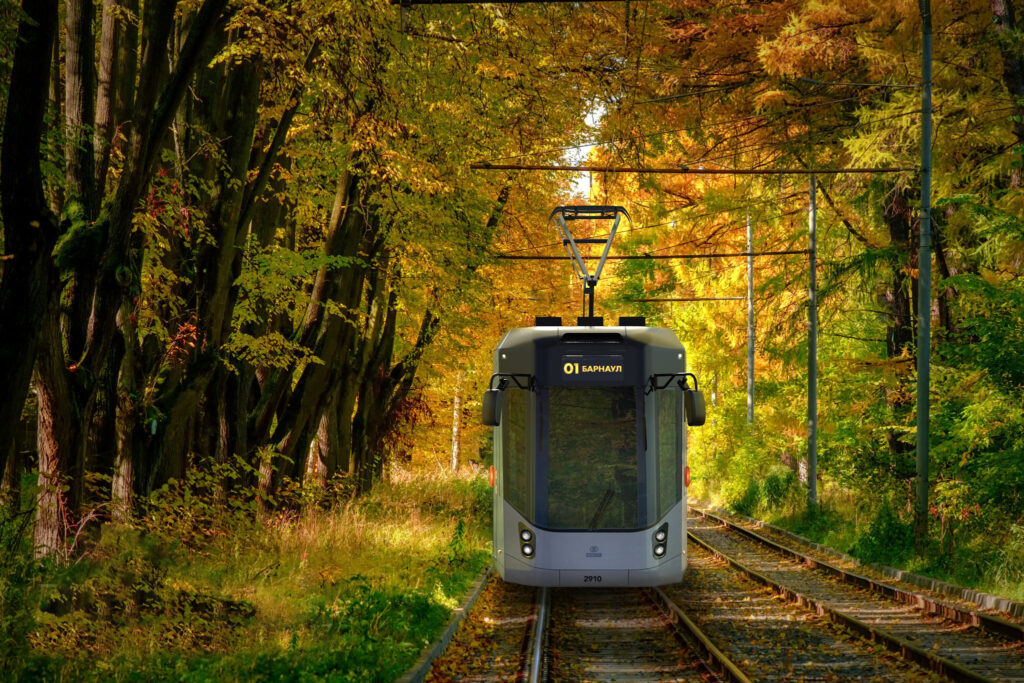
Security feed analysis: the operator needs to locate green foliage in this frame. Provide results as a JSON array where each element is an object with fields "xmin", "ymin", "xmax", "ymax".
[
  {"xmin": 3, "ymin": 469, "xmax": 492, "ymax": 679},
  {"xmin": 729, "ymin": 478, "xmax": 761, "ymax": 517},
  {"xmin": 53, "ymin": 205, "xmax": 106, "ymax": 270},
  {"xmin": 0, "ymin": 510, "xmax": 44, "ymax": 673},
  {"xmin": 991, "ymin": 524, "xmax": 1024, "ymax": 587},
  {"xmin": 294, "ymin": 577, "xmax": 443, "ymax": 681},
  {"xmin": 849, "ymin": 502, "xmax": 915, "ymax": 565},
  {"xmin": 761, "ymin": 467, "xmax": 798, "ymax": 509}
]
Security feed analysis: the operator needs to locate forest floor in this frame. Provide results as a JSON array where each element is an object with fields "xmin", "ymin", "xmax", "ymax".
[{"xmin": 1, "ymin": 467, "xmax": 491, "ymax": 682}]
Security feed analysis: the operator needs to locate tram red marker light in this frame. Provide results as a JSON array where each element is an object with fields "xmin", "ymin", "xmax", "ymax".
[
  {"xmin": 488, "ymin": 465, "xmax": 495, "ymax": 487},
  {"xmin": 684, "ymin": 465, "xmax": 690, "ymax": 488}
]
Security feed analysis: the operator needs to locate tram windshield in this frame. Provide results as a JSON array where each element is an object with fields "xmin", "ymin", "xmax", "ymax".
[{"xmin": 547, "ymin": 386, "xmax": 640, "ymax": 530}]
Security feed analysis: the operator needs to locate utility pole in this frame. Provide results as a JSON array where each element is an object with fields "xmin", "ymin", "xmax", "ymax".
[
  {"xmin": 746, "ymin": 211, "xmax": 755, "ymax": 426},
  {"xmin": 916, "ymin": 0, "xmax": 933, "ymax": 551},
  {"xmin": 451, "ymin": 372, "xmax": 462, "ymax": 472},
  {"xmin": 808, "ymin": 175, "xmax": 818, "ymax": 510}
]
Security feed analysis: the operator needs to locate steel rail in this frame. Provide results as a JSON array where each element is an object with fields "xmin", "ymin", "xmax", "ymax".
[
  {"xmin": 648, "ymin": 587, "xmax": 752, "ymax": 683},
  {"xmin": 686, "ymin": 531, "xmax": 992, "ymax": 682},
  {"xmin": 686, "ymin": 524, "xmax": 997, "ymax": 682},
  {"xmin": 692, "ymin": 507, "xmax": 1024, "ymax": 642},
  {"xmin": 526, "ymin": 586, "xmax": 549, "ymax": 682}
]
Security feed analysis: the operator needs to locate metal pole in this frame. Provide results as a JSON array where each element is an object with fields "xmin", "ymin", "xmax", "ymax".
[
  {"xmin": 747, "ymin": 211, "xmax": 755, "ymax": 426},
  {"xmin": 808, "ymin": 175, "xmax": 818, "ymax": 509},
  {"xmin": 915, "ymin": 0, "xmax": 933, "ymax": 550}
]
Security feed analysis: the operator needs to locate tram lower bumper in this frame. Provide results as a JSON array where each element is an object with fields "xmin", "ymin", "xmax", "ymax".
[{"xmin": 501, "ymin": 553, "xmax": 683, "ymax": 587}]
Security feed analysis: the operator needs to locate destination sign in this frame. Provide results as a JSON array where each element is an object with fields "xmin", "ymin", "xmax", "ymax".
[{"xmin": 560, "ymin": 355, "xmax": 625, "ymax": 379}]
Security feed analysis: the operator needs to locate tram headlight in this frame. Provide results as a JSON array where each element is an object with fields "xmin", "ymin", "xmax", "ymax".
[
  {"xmin": 654, "ymin": 544, "xmax": 666, "ymax": 557},
  {"xmin": 655, "ymin": 529, "xmax": 667, "ymax": 543},
  {"xmin": 520, "ymin": 529, "xmax": 533, "ymax": 542},
  {"xmin": 522, "ymin": 544, "xmax": 534, "ymax": 557}
]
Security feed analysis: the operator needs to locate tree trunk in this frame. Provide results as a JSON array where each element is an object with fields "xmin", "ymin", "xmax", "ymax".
[
  {"xmin": 881, "ymin": 186, "xmax": 918, "ymax": 484},
  {"xmin": 992, "ymin": 0, "xmax": 1024, "ymax": 144},
  {"xmin": 65, "ymin": 0, "xmax": 98, "ymax": 218},
  {"xmin": 314, "ymin": 386, "xmax": 341, "ymax": 483},
  {"xmin": 111, "ymin": 295, "xmax": 143, "ymax": 523},
  {"xmin": 94, "ymin": 0, "xmax": 120, "ymax": 193},
  {"xmin": 1, "ymin": 439, "xmax": 19, "ymax": 515},
  {"xmin": 336, "ymin": 372, "xmax": 359, "ymax": 476},
  {"xmin": 0, "ymin": 0, "xmax": 58, "ymax": 493},
  {"xmin": 47, "ymin": 29, "xmax": 64, "ymax": 217},
  {"xmin": 33, "ymin": 306, "xmax": 85, "ymax": 555}
]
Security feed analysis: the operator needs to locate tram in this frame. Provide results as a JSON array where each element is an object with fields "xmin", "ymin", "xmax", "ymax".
[{"xmin": 481, "ymin": 206, "xmax": 706, "ymax": 587}]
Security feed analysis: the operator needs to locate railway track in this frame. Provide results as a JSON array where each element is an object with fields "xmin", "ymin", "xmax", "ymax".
[
  {"xmin": 688, "ymin": 506, "xmax": 1024, "ymax": 682},
  {"xmin": 665, "ymin": 539, "xmax": 938, "ymax": 681},
  {"xmin": 418, "ymin": 509, "xmax": 1024, "ymax": 681},
  {"xmin": 425, "ymin": 578, "xmax": 748, "ymax": 682}
]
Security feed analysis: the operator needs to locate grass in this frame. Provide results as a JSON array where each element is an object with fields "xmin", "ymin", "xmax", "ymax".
[
  {"xmin": 3, "ymin": 466, "xmax": 492, "ymax": 681},
  {"xmin": 706, "ymin": 479, "xmax": 1024, "ymax": 605}
]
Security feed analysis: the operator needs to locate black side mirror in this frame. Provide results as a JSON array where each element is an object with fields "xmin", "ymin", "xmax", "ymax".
[
  {"xmin": 684, "ymin": 389, "xmax": 706, "ymax": 427},
  {"xmin": 481, "ymin": 389, "xmax": 502, "ymax": 426}
]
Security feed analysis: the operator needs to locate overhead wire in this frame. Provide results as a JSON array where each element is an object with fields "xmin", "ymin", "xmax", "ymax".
[
  {"xmin": 497, "ymin": 201, "xmax": 802, "ymax": 255},
  {"xmin": 477, "ymin": 91, "xmax": 924, "ymax": 164}
]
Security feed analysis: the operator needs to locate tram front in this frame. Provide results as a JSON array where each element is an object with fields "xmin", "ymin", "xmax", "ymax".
[{"xmin": 483, "ymin": 317, "xmax": 705, "ymax": 587}]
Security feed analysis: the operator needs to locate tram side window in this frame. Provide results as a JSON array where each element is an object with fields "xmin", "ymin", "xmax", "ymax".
[
  {"xmin": 657, "ymin": 389, "xmax": 682, "ymax": 518},
  {"xmin": 503, "ymin": 388, "xmax": 530, "ymax": 516},
  {"xmin": 548, "ymin": 386, "xmax": 639, "ymax": 530}
]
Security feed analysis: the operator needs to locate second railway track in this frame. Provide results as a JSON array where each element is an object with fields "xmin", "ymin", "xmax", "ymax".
[{"xmin": 688, "ymin": 506, "xmax": 1024, "ymax": 682}]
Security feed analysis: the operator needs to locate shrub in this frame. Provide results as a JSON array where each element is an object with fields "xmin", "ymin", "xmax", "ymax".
[
  {"xmin": 850, "ymin": 502, "xmax": 915, "ymax": 564},
  {"xmin": 729, "ymin": 478, "xmax": 761, "ymax": 516},
  {"xmin": 0, "ymin": 510, "xmax": 45, "ymax": 675},
  {"xmin": 990, "ymin": 524, "xmax": 1024, "ymax": 586},
  {"xmin": 761, "ymin": 467, "xmax": 797, "ymax": 510}
]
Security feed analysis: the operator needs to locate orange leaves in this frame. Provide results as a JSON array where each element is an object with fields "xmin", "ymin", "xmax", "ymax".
[
  {"xmin": 165, "ymin": 319, "xmax": 203, "ymax": 367},
  {"xmin": 757, "ymin": 1, "xmax": 882, "ymax": 78}
]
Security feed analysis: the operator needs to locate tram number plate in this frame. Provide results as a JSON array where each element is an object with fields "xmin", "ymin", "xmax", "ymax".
[{"xmin": 562, "ymin": 569, "xmax": 627, "ymax": 585}]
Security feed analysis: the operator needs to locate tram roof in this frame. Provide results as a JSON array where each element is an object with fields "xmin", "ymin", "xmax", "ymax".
[{"xmin": 496, "ymin": 323, "xmax": 682, "ymax": 352}]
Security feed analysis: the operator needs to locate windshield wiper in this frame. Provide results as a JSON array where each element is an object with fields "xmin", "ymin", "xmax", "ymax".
[{"xmin": 589, "ymin": 488, "xmax": 615, "ymax": 529}]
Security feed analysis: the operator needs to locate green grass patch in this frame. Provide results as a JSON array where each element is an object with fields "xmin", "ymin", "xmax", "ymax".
[
  {"xmin": 726, "ymin": 485, "xmax": 1024, "ymax": 605},
  {"xmin": 3, "ymin": 468, "xmax": 492, "ymax": 681}
]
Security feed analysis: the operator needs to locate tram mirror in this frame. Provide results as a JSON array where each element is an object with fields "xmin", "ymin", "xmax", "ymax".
[
  {"xmin": 684, "ymin": 389, "xmax": 706, "ymax": 427},
  {"xmin": 481, "ymin": 389, "xmax": 502, "ymax": 426}
]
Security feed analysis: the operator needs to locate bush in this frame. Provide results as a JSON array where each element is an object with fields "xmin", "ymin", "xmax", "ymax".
[
  {"xmin": 729, "ymin": 478, "xmax": 761, "ymax": 516},
  {"xmin": 850, "ymin": 502, "xmax": 915, "ymax": 564},
  {"xmin": 0, "ymin": 510, "xmax": 45, "ymax": 675},
  {"xmin": 991, "ymin": 524, "xmax": 1024, "ymax": 586},
  {"xmin": 761, "ymin": 467, "xmax": 797, "ymax": 510}
]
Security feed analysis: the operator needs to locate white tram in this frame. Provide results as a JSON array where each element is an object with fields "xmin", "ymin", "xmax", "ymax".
[{"xmin": 481, "ymin": 316, "xmax": 705, "ymax": 587}]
